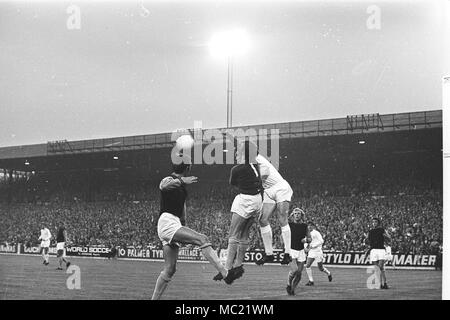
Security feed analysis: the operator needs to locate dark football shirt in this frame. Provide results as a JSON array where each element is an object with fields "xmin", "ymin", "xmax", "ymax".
[
  {"xmin": 56, "ymin": 226, "xmax": 65, "ymax": 243},
  {"xmin": 290, "ymin": 222, "xmax": 308, "ymax": 251},
  {"xmin": 229, "ymin": 163, "xmax": 263, "ymax": 196},
  {"xmin": 369, "ymin": 227, "xmax": 385, "ymax": 249},
  {"xmin": 159, "ymin": 175, "xmax": 187, "ymax": 219}
]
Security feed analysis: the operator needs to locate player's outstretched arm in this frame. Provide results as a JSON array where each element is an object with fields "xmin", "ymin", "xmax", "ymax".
[
  {"xmin": 159, "ymin": 176, "xmax": 198, "ymax": 191},
  {"xmin": 181, "ymin": 176, "xmax": 198, "ymax": 185}
]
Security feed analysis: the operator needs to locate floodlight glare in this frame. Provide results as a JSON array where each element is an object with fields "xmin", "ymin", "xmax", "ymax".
[{"xmin": 208, "ymin": 29, "xmax": 250, "ymax": 59}]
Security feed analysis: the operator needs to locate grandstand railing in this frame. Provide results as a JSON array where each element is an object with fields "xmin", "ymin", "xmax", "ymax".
[
  {"xmin": 41, "ymin": 110, "xmax": 441, "ymax": 155},
  {"xmin": 0, "ymin": 110, "xmax": 441, "ymax": 159}
]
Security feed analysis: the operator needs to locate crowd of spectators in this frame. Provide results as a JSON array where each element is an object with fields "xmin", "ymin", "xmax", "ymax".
[{"xmin": 0, "ymin": 175, "xmax": 442, "ymax": 255}]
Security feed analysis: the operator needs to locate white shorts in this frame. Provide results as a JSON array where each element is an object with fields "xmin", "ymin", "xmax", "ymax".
[
  {"xmin": 157, "ymin": 212, "xmax": 183, "ymax": 246},
  {"xmin": 231, "ymin": 193, "xmax": 263, "ymax": 219},
  {"xmin": 56, "ymin": 242, "xmax": 66, "ymax": 257},
  {"xmin": 307, "ymin": 249, "xmax": 324, "ymax": 262},
  {"xmin": 263, "ymin": 181, "xmax": 293, "ymax": 204},
  {"xmin": 370, "ymin": 249, "xmax": 386, "ymax": 263},
  {"xmin": 291, "ymin": 249, "xmax": 306, "ymax": 262},
  {"xmin": 40, "ymin": 240, "xmax": 50, "ymax": 248}
]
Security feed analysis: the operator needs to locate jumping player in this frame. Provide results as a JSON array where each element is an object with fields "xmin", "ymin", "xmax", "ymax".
[
  {"xmin": 254, "ymin": 152, "xmax": 293, "ymax": 265},
  {"xmin": 286, "ymin": 208, "xmax": 308, "ymax": 296},
  {"xmin": 56, "ymin": 225, "xmax": 71, "ymax": 270},
  {"xmin": 151, "ymin": 155, "xmax": 240, "ymax": 300},
  {"xmin": 213, "ymin": 140, "xmax": 263, "ymax": 282},
  {"xmin": 38, "ymin": 224, "xmax": 51, "ymax": 266},
  {"xmin": 304, "ymin": 222, "xmax": 332, "ymax": 286},
  {"xmin": 365, "ymin": 217, "xmax": 391, "ymax": 289}
]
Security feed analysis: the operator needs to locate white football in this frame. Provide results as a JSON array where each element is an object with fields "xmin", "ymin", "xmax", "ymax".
[{"xmin": 176, "ymin": 134, "xmax": 194, "ymax": 150}]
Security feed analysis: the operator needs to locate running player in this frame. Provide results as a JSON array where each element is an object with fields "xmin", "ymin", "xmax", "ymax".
[
  {"xmin": 56, "ymin": 225, "xmax": 71, "ymax": 270},
  {"xmin": 254, "ymin": 152, "xmax": 293, "ymax": 265},
  {"xmin": 151, "ymin": 155, "xmax": 240, "ymax": 300},
  {"xmin": 213, "ymin": 140, "xmax": 263, "ymax": 282},
  {"xmin": 304, "ymin": 222, "xmax": 332, "ymax": 286},
  {"xmin": 286, "ymin": 208, "xmax": 308, "ymax": 296},
  {"xmin": 38, "ymin": 224, "xmax": 51, "ymax": 266},
  {"xmin": 365, "ymin": 217, "xmax": 391, "ymax": 289}
]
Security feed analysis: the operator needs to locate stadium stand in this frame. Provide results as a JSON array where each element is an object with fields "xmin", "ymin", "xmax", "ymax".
[{"xmin": 0, "ymin": 111, "xmax": 443, "ymax": 255}]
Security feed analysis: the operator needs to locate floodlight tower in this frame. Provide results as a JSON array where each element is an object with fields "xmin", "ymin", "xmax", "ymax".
[{"xmin": 209, "ymin": 29, "xmax": 250, "ymax": 128}]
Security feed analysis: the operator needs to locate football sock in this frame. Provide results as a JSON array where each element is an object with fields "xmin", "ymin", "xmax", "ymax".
[
  {"xmin": 306, "ymin": 267, "xmax": 314, "ymax": 282},
  {"xmin": 288, "ymin": 270, "xmax": 296, "ymax": 286},
  {"xmin": 281, "ymin": 224, "xmax": 291, "ymax": 255},
  {"xmin": 201, "ymin": 246, "xmax": 228, "ymax": 278},
  {"xmin": 260, "ymin": 225, "xmax": 273, "ymax": 255},
  {"xmin": 292, "ymin": 270, "xmax": 302, "ymax": 289},
  {"xmin": 151, "ymin": 271, "xmax": 171, "ymax": 300},
  {"xmin": 234, "ymin": 240, "xmax": 249, "ymax": 267},
  {"xmin": 381, "ymin": 270, "xmax": 386, "ymax": 285},
  {"xmin": 225, "ymin": 238, "xmax": 239, "ymax": 270},
  {"xmin": 322, "ymin": 267, "xmax": 331, "ymax": 276}
]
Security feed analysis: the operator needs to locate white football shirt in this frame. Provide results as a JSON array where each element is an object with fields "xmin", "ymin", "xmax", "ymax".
[
  {"xmin": 255, "ymin": 154, "xmax": 286, "ymax": 189},
  {"xmin": 309, "ymin": 229, "xmax": 324, "ymax": 251},
  {"xmin": 39, "ymin": 228, "xmax": 51, "ymax": 241}
]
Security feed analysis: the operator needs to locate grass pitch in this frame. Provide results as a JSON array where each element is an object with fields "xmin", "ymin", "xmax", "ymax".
[{"xmin": 0, "ymin": 254, "xmax": 441, "ymax": 300}]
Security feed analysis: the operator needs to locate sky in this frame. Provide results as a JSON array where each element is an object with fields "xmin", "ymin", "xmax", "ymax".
[{"xmin": 0, "ymin": 0, "xmax": 448, "ymax": 147}]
